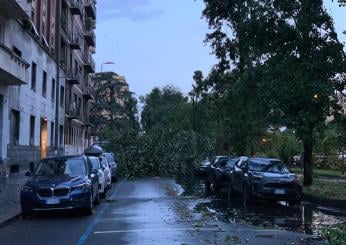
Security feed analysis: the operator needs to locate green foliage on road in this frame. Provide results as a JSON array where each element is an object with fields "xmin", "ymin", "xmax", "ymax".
[
  {"xmin": 102, "ymin": 86, "xmax": 214, "ymax": 179},
  {"xmin": 322, "ymin": 226, "xmax": 346, "ymax": 245}
]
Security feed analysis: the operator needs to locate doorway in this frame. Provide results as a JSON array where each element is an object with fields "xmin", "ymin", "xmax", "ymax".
[{"xmin": 40, "ymin": 118, "xmax": 47, "ymax": 159}]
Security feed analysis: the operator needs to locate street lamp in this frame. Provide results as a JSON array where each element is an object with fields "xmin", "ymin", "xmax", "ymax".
[{"xmin": 101, "ymin": 61, "xmax": 115, "ymax": 72}]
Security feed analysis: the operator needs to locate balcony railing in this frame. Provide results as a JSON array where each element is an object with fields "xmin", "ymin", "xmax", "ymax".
[
  {"xmin": 67, "ymin": 106, "xmax": 81, "ymax": 120},
  {"xmin": 83, "ymin": 29, "xmax": 96, "ymax": 47},
  {"xmin": 83, "ymin": 87, "xmax": 94, "ymax": 100},
  {"xmin": 66, "ymin": 69, "xmax": 81, "ymax": 85},
  {"xmin": 83, "ymin": 54, "xmax": 95, "ymax": 73},
  {"xmin": 69, "ymin": 32, "xmax": 82, "ymax": 50},
  {"xmin": 69, "ymin": 0, "xmax": 83, "ymax": 15},
  {"xmin": 0, "ymin": 43, "xmax": 29, "ymax": 86},
  {"xmin": 84, "ymin": 0, "xmax": 96, "ymax": 19}
]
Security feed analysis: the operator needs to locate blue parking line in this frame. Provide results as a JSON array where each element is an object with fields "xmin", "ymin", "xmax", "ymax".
[{"xmin": 76, "ymin": 182, "xmax": 123, "ymax": 245}]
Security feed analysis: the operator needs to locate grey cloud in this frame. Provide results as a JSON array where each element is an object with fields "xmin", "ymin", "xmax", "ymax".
[{"xmin": 98, "ymin": 0, "xmax": 164, "ymax": 21}]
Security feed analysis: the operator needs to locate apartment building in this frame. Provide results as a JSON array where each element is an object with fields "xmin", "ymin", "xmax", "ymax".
[
  {"xmin": 60, "ymin": 0, "xmax": 96, "ymax": 155},
  {"xmin": 0, "ymin": 0, "xmax": 96, "ymax": 172}
]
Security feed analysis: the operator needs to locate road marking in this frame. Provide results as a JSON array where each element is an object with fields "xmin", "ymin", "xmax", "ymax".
[
  {"xmin": 94, "ymin": 227, "xmax": 223, "ymax": 234},
  {"xmin": 76, "ymin": 182, "xmax": 123, "ymax": 245}
]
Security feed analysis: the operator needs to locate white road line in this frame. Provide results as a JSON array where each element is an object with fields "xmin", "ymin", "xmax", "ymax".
[{"xmin": 94, "ymin": 228, "xmax": 223, "ymax": 234}]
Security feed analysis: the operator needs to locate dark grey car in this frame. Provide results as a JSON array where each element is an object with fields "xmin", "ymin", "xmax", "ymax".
[{"xmin": 231, "ymin": 157, "xmax": 302, "ymax": 205}]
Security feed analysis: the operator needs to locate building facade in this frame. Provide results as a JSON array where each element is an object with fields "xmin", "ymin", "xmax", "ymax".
[{"xmin": 0, "ymin": 0, "xmax": 96, "ymax": 173}]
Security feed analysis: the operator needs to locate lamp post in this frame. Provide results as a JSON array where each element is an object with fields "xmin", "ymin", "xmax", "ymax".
[{"xmin": 101, "ymin": 61, "xmax": 115, "ymax": 73}]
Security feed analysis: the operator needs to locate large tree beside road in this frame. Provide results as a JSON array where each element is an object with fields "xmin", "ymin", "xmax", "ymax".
[{"xmin": 202, "ymin": 0, "xmax": 346, "ymax": 186}]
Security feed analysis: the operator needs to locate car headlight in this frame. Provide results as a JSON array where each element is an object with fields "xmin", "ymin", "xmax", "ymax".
[
  {"xmin": 21, "ymin": 186, "xmax": 35, "ymax": 193},
  {"xmin": 71, "ymin": 183, "xmax": 88, "ymax": 191}
]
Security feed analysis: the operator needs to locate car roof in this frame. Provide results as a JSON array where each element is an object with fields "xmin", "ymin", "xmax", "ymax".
[
  {"xmin": 249, "ymin": 157, "xmax": 281, "ymax": 164},
  {"xmin": 42, "ymin": 155, "xmax": 84, "ymax": 161}
]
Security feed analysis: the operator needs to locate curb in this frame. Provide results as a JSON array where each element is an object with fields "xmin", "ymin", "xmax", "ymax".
[
  {"xmin": 0, "ymin": 213, "xmax": 21, "ymax": 229},
  {"xmin": 302, "ymin": 193, "xmax": 346, "ymax": 210}
]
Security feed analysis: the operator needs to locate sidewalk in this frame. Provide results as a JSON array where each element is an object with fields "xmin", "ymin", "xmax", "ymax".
[{"xmin": 0, "ymin": 173, "xmax": 28, "ymax": 226}]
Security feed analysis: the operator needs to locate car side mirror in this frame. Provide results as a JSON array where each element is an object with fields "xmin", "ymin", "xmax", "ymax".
[{"xmin": 25, "ymin": 171, "xmax": 32, "ymax": 177}]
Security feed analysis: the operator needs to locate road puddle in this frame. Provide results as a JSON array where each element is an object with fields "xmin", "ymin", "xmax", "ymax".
[{"xmin": 179, "ymin": 179, "xmax": 346, "ymax": 236}]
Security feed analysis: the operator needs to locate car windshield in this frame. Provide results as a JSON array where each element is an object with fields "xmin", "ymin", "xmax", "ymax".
[
  {"xmin": 34, "ymin": 158, "xmax": 86, "ymax": 177},
  {"xmin": 249, "ymin": 160, "xmax": 290, "ymax": 174},
  {"xmin": 226, "ymin": 158, "xmax": 238, "ymax": 168},
  {"xmin": 105, "ymin": 154, "xmax": 115, "ymax": 163}
]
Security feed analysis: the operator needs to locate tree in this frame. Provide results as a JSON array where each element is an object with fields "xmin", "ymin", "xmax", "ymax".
[{"xmin": 202, "ymin": 0, "xmax": 346, "ymax": 185}]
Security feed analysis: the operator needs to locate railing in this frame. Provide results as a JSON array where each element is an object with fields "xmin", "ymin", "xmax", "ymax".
[
  {"xmin": 69, "ymin": 32, "xmax": 82, "ymax": 49},
  {"xmin": 0, "ymin": 43, "xmax": 29, "ymax": 85},
  {"xmin": 84, "ymin": 54, "xmax": 95, "ymax": 73},
  {"xmin": 84, "ymin": 0, "xmax": 96, "ymax": 19},
  {"xmin": 69, "ymin": 0, "xmax": 83, "ymax": 15}
]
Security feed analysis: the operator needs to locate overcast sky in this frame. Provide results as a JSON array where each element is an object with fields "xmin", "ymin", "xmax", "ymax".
[{"xmin": 95, "ymin": 0, "xmax": 346, "ymax": 98}]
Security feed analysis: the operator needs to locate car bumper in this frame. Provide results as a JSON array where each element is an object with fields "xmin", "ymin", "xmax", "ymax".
[
  {"xmin": 20, "ymin": 191, "xmax": 90, "ymax": 212},
  {"xmin": 251, "ymin": 183, "xmax": 302, "ymax": 201}
]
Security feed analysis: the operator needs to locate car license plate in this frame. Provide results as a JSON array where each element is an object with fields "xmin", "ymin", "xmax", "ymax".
[
  {"xmin": 274, "ymin": 189, "xmax": 286, "ymax": 194},
  {"xmin": 46, "ymin": 198, "xmax": 60, "ymax": 205}
]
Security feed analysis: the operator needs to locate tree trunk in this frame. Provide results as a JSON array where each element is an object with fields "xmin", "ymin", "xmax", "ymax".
[{"xmin": 303, "ymin": 132, "xmax": 313, "ymax": 186}]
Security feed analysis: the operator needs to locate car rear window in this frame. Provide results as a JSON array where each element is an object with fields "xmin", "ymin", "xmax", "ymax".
[{"xmin": 105, "ymin": 154, "xmax": 115, "ymax": 163}]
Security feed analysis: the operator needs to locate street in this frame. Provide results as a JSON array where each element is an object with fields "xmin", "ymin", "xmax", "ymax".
[{"xmin": 0, "ymin": 178, "xmax": 340, "ymax": 244}]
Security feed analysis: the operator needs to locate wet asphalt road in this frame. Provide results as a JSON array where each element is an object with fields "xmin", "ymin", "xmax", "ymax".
[{"xmin": 0, "ymin": 177, "xmax": 336, "ymax": 244}]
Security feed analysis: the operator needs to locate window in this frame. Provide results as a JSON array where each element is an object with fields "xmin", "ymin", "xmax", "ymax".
[
  {"xmin": 29, "ymin": 116, "xmax": 35, "ymax": 146},
  {"xmin": 51, "ymin": 78, "xmax": 55, "ymax": 103},
  {"xmin": 50, "ymin": 122, "xmax": 54, "ymax": 147},
  {"xmin": 10, "ymin": 110, "xmax": 20, "ymax": 145},
  {"xmin": 42, "ymin": 71, "xmax": 47, "ymax": 97},
  {"xmin": 60, "ymin": 86, "xmax": 64, "ymax": 107},
  {"xmin": 31, "ymin": 62, "xmax": 37, "ymax": 91}
]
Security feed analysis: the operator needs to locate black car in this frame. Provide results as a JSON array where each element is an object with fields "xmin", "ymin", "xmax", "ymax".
[
  {"xmin": 20, "ymin": 155, "xmax": 99, "ymax": 217},
  {"xmin": 194, "ymin": 159, "xmax": 211, "ymax": 177},
  {"xmin": 231, "ymin": 157, "xmax": 302, "ymax": 205},
  {"xmin": 206, "ymin": 157, "xmax": 239, "ymax": 192}
]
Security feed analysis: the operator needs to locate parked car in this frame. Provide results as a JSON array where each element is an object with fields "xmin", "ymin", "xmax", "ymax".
[
  {"xmin": 20, "ymin": 155, "xmax": 99, "ymax": 217},
  {"xmin": 99, "ymin": 155, "xmax": 112, "ymax": 190},
  {"xmin": 87, "ymin": 156, "xmax": 107, "ymax": 198},
  {"xmin": 103, "ymin": 152, "xmax": 118, "ymax": 182},
  {"xmin": 231, "ymin": 157, "xmax": 302, "ymax": 205},
  {"xmin": 194, "ymin": 159, "xmax": 211, "ymax": 177},
  {"xmin": 206, "ymin": 156, "xmax": 239, "ymax": 192}
]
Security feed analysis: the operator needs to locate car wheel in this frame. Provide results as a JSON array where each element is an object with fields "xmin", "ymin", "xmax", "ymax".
[
  {"xmin": 85, "ymin": 192, "xmax": 95, "ymax": 215},
  {"xmin": 289, "ymin": 198, "xmax": 301, "ymax": 207},
  {"xmin": 21, "ymin": 210, "xmax": 32, "ymax": 219},
  {"xmin": 95, "ymin": 191, "xmax": 100, "ymax": 205},
  {"xmin": 112, "ymin": 175, "xmax": 118, "ymax": 183}
]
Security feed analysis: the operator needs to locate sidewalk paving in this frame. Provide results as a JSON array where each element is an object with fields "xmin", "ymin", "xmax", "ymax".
[{"xmin": 0, "ymin": 173, "xmax": 28, "ymax": 225}]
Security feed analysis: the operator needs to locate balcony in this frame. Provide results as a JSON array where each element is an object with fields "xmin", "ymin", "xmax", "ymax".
[
  {"xmin": 66, "ymin": 70, "xmax": 81, "ymax": 85},
  {"xmin": 84, "ymin": 54, "xmax": 95, "ymax": 73},
  {"xmin": 69, "ymin": 32, "xmax": 82, "ymax": 50},
  {"xmin": 67, "ymin": 106, "xmax": 81, "ymax": 120},
  {"xmin": 69, "ymin": 0, "xmax": 83, "ymax": 16},
  {"xmin": 84, "ymin": 0, "xmax": 96, "ymax": 19},
  {"xmin": 0, "ymin": 44, "xmax": 29, "ymax": 86},
  {"xmin": 0, "ymin": 0, "xmax": 29, "ymax": 19},
  {"xmin": 83, "ymin": 29, "xmax": 96, "ymax": 47},
  {"xmin": 83, "ymin": 87, "xmax": 94, "ymax": 100}
]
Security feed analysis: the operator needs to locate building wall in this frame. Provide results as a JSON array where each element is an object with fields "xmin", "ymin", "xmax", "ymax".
[{"xmin": 0, "ymin": 2, "xmax": 65, "ymax": 172}]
